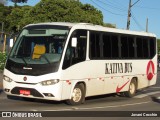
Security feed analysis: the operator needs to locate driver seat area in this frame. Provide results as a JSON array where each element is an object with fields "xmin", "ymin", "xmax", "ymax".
[{"xmin": 32, "ymin": 44, "xmax": 46, "ymax": 59}]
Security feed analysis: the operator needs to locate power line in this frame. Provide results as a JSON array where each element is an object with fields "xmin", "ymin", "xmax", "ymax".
[
  {"xmin": 90, "ymin": 0, "xmax": 127, "ymax": 16},
  {"xmin": 110, "ymin": 0, "xmax": 128, "ymax": 9},
  {"xmin": 131, "ymin": 0, "xmax": 141, "ymax": 7},
  {"xmin": 97, "ymin": 0, "xmax": 127, "ymax": 12},
  {"xmin": 135, "ymin": 5, "xmax": 160, "ymax": 10},
  {"xmin": 126, "ymin": 0, "xmax": 141, "ymax": 30},
  {"xmin": 131, "ymin": 11, "xmax": 144, "ymax": 30}
]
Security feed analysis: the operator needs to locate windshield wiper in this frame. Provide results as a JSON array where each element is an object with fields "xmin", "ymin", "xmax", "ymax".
[
  {"xmin": 21, "ymin": 57, "xmax": 28, "ymax": 66},
  {"xmin": 41, "ymin": 54, "xmax": 51, "ymax": 64},
  {"xmin": 11, "ymin": 55, "xmax": 28, "ymax": 66}
]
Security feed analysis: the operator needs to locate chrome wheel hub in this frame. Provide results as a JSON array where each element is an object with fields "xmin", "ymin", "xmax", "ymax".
[{"xmin": 72, "ymin": 88, "xmax": 82, "ymax": 102}]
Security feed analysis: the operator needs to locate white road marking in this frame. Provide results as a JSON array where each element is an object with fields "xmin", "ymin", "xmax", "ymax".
[
  {"xmin": 134, "ymin": 91, "xmax": 160, "ymax": 98},
  {"xmin": 34, "ymin": 101, "xmax": 150, "ymax": 111}
]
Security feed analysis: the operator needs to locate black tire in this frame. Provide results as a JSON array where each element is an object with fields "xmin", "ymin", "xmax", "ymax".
[
  {"xmin": 118, "ymin": 92, "xmax": 126, "ymax": 97},
  {"xmin": 66, "ymin": 84, "xmax": 85, "ymax": 105},
  {"xmin": 124, "ymin": 79, "xmax": 137, "ymax": 98}
]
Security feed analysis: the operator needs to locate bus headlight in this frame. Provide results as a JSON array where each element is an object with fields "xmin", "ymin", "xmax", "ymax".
[
  {"xmin": 3, "ymin": 75, "xmax": 13, "ymax": 82},
  {"xmin": 40, "ymin": 79, "xmax": 59, "ymax": 86}
]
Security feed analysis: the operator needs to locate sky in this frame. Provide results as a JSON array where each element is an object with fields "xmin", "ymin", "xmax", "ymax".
[{"xmin": 7, "ymin": 0, "xmax": 160, "ymax": 38}]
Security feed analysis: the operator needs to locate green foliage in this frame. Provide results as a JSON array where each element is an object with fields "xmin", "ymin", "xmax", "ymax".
[
  {"xmin": 0, "ymin": 3, "xmax": 13, "ymax": 33},
  {"xmin": 0, "ymin": 52, "xmax": 7, "ymax": 70},
  {"xmin": 103, "ymin": 23, "xmax": 116, "ymax": 28},
  {"xmin": 5, "ymin": 0, "xmax": 104, "ymax": 33},
  {"xmin": 157, "ymin": 39, "xmax": 160, "ymax": 59},
  {"xmin": 24, "ymin": 0, "xmax": 103, "ymax": 24},
  {"xmin": 9, "ymin": 0, "xmax": 28, "ymax": 2},
  {"xmin": 9, "ymin": 0, "xmax": 28, "ymax": 6},
  {"xmin": 6, "ymin": 5, "xmax": 31, "ymax": 32},
  {"xmin": 157, "ymin": 39, "xmax": 160, "ymax": 50}
]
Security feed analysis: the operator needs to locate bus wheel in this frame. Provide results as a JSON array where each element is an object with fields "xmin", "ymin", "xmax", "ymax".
[
  {"xmin": 124, "ymin": 79, "xmax": 137, "ymax": 98},
  {"xmin": 66, "ymin": 84, "xmax": 85, "ymax": 105}
]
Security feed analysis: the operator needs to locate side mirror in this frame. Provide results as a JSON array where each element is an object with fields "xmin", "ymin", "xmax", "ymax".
[{"xmin": 71, "ymin": 37, "xmax": 77, "ymax": 47}]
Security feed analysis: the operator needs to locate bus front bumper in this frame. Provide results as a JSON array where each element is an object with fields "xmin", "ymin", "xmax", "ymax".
[{"xmin": 3, "ymin": 80, "xmax": 63, "ymax": 101}]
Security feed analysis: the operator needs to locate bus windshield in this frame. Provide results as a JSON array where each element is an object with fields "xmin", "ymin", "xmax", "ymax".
[{"xmin": 6, "ymin": 25, "xmax": 70, "ymax": 76}]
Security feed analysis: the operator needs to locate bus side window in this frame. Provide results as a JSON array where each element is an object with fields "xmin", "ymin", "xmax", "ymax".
[{"xmin": 62, "ymin": 30, "xmax": 87, "ymax": 69}]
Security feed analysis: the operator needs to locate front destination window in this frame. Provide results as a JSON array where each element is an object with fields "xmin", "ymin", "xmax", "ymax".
[{"xmin": 6, "ymin": 25, "xmax": 70, "ymax": 75}]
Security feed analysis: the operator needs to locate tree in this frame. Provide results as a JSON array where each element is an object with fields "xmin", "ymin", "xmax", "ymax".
[
  {"xmin": 0, "ymin": 3, "xmax": 13, "ymax": 33},
  {"xmin": 158, "ymin": 39, "xmax": 160, "ymax": 55},
  {"xmin": 0, "ymin": 0, "xmax": 7, "ymax": 5},
  {"xmin": 6, "ymin": 5, "xmax": 31, "ymax": 32},
  {"xmin": 103, "ymin": 23, "xmax": 116, "ymax": 28},
  {"xmin": 8, "ymin": 0, "xmax": 28, "ymax": 6},
  {"xmin": 6, "ymin": 0, "xmax": 104, "ymax": 33},
  {"xmin": 9, "ymin": 0, "xmax": 28, "ymax": 3},
  {"xmin": 26, "ymin": 0, "xmax": 103, "ymax": 24}
]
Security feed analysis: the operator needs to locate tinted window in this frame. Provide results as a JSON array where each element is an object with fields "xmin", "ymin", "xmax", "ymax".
[
  {"xmin": 128, "ymin": 37, "xmax": 135, "ymax": 58},
  {"xmin": 143, "ymin": 38, "xmax": 149, "ymax": 58},
  {"xmin": 63, "ymin": 30, "xmax": 87, "ymax": 69},
  {"xmin": 89, "ymin": 31, "xmax": 156, "ymax": 60},
  {"xmin": 136, "ymin": 37, "xmax": 143, "ymax": 58},
  {"xmin": 90, "ymin": 33, "xmax": 119, "ymax": 59},
  {"xmin": 90, "ymin": 32, "xmax": 100, "ymax": 58},
  {"xmin": 121, "ymin": 36, "xmax": 129, "ymax": 58},
  {"xmin": 112, "ymin": 36, "xmax": 119, "ymax": 58},
  {"xmin": 150, "ymin": 38, "xmax": 156, "ymax": 58},
  {"xmin": 103, "ymin": 34, "xmax": 111, "ymax": 58}
]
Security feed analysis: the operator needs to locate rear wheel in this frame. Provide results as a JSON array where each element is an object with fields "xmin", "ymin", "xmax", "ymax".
[
  {"xmin": 66, "ymin": 84, "xmax": 85, "ymax": 105},
  {"xmin": 124, "ymin": 79, "xmax": 137, "ymax": 98}
]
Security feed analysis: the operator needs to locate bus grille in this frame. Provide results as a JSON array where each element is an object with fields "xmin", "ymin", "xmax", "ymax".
[{"xmin": 11, "ymin": 87, "xmax": 43, "ymax": 98}]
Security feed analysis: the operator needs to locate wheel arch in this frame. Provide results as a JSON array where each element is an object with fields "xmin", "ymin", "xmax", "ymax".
[
  {"xmin": 69, "ymin": 81, "xmax": 87, "ymax": 99},
  {"xmin": 124, "ymin": 77, "xmax": 138, "ymax": 98},
  {"xmin": 66, "ymin": 81, "xmax": 87, "ymax": 105}
]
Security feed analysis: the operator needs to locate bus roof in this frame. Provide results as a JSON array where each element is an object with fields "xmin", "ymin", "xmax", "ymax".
[{"xmin": 25, "ymin": 22, "xmax": 156, "ymax": 38}]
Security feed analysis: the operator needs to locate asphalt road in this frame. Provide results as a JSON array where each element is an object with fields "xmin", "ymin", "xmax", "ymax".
[{"xmin": 0, "ymin": 70, "xmax": 160, "ymax": 119}]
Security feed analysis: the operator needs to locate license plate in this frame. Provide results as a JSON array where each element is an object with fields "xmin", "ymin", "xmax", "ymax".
[{"xmin": 19, "ymin": 90, "xmax": 30, "ymax": 95}]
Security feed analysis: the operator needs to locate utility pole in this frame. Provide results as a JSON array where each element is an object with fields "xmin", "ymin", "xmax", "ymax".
[
  {"xmin": 126, "ymin": 0, "xmax": 131, "ymax": 30},
  {"xmin": 126, "ymin": 0, "xmax": 141, "ymax": 30},
  {"xmin": 146, "ymin": 18, "xmax": 148, "ymax": 32}
]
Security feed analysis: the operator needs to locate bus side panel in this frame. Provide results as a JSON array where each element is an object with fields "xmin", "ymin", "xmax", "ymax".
[
  {"xmin": 103, "ymin": 58, "xmax": 157, "ymax": 93},
  {"xmin": 61, "ymin": 61, "xmax": 106, "ymax": 98},
  {"xmin": 135, "ymin": 56, "xmax": 157, "ymax": 90},
  {"xmin": 60, "ymin": 56, "xmax": 157, "ymax": 98}
]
